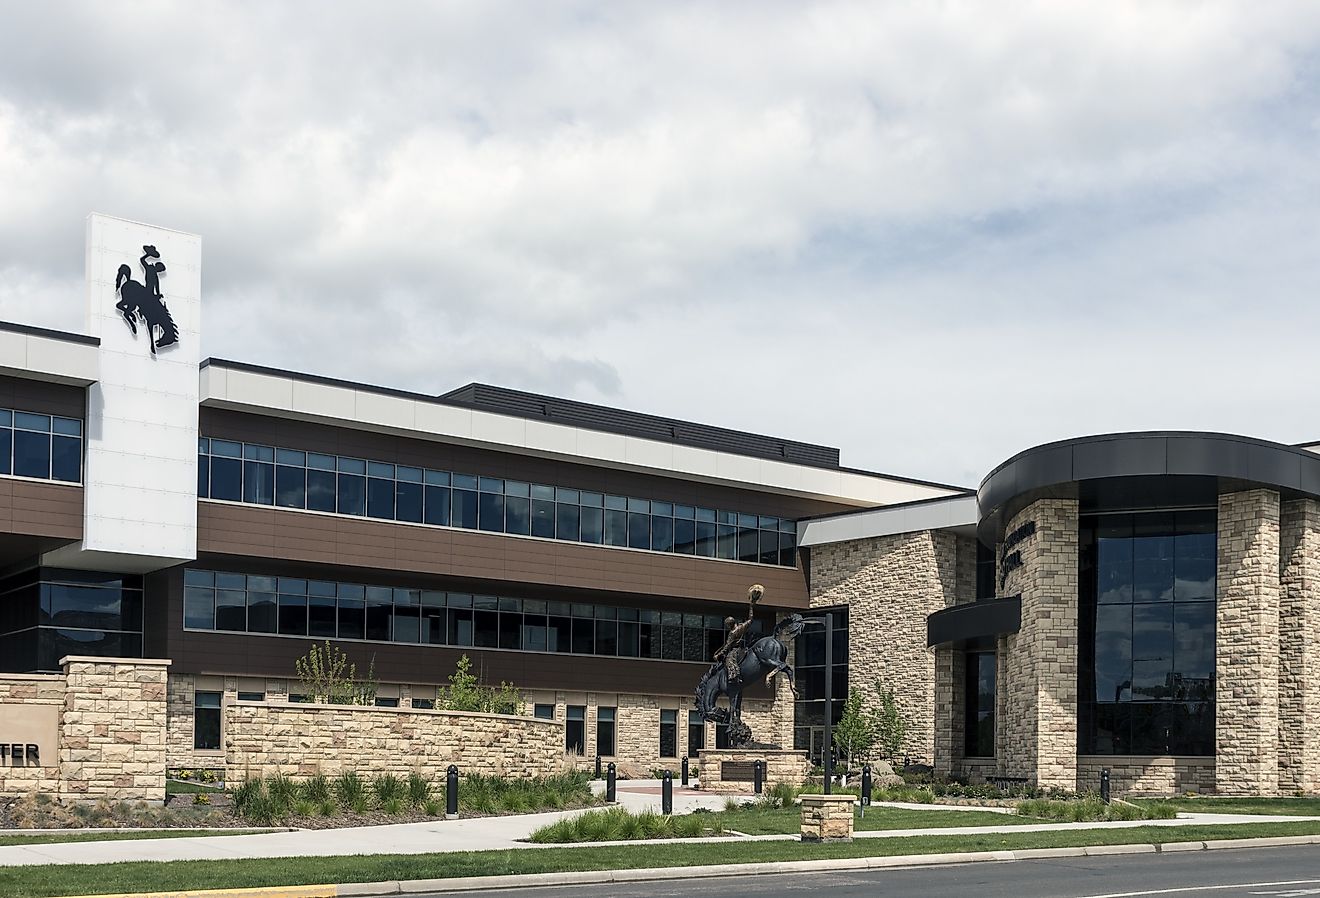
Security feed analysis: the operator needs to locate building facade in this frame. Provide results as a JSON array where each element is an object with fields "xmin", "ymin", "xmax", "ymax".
[{"xmin": 0, "ymin": 215, "xmax": 1313, "ymax": 796}]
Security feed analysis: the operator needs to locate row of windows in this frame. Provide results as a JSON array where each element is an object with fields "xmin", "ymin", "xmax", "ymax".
[
  {"xmin": 183, "ymin": 569, "xmax": 758, "ymax": 662},
  {"xmin": 197, "ymin": 438, "xmax": 798, "ymax": 566},
  {"xmin": 549, "ymin": 704, "xmax": 723, "ymax": 758},
  {"xmin": 0, "ymin": 410, "xmax": 82, "ymax": 483}
]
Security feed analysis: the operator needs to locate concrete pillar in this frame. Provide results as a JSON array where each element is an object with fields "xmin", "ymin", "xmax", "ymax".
[
  {"xmin": 1216, "ymin": 489, "xmax": 1280, "ymax": 796},
  {"xmin": 997, "ymin": 498, "xmax": 1079, "ymax": 791},
  {"xmin": 1279, "ymin": 498, "xmax": 1320, "ymax": 793}
]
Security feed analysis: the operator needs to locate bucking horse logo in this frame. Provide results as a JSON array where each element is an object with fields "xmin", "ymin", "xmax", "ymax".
[{"xmin": 115, "ymin": 245, "xmax": 179, "ymax": 355}]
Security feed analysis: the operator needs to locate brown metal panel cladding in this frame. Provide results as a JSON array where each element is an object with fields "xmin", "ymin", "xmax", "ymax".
[
  {"xmin": 199, "ymin": 407, "xmax": 858, "ymax": 521},
  {"xmin": 0, "ymin": 375, "xmax": 86, "ymax": 419},
  {"xmin": 199, "ymin": 503, "xmax": 807, "ymax": 607},
  {"xmin": 0, "ymin": 482, "xmax": 83, "ymax": 539}
]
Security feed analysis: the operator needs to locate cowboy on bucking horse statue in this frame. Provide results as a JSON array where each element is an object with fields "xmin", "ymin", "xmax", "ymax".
[{"xmin": 694, "ymin": 584, "xmax": 806, "ymax": 749}]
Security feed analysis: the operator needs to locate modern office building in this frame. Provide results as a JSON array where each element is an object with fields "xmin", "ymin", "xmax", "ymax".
[{"xmin": 1, "ymin": 214, "xmax": 1316, "ymax": 796}]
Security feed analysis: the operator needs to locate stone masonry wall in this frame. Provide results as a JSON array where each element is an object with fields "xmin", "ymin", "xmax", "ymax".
[
  {"xmin": 1279, "ymin": 498, "xmax": 1320, "ymax": 794},
  {"xmin": 0, "ymin": 675, "xmax": 64, "ymax": 796},
  {"xmin": 225, "ymin": 701, "xmax": 565, "ymax": 780},
  {"xmin": 810, "ymin": 530, "xmax": 975, "ymax": 764},
  {"xmin": 59, "ymin": 657, "xmax": 170, "ymax": 800},
  {"xmin": 1216, "ymin": 489, "xmax": 1281, "ymax": 796},
  {"xmin": 998, "ymin": 499, "xmax": 1079, "ymax": 791},
  {"xmin": 1077, "ymin": 757, "xmax": 1215, "ymax": 796}
]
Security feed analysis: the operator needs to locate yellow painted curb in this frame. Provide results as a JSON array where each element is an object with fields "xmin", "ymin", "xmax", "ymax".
[{"xmin": 55, "ymin": 886, "xmax": 338, "ymax": 898}]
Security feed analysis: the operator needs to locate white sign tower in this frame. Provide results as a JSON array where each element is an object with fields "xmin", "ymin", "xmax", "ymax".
[{"xmin": 43, "ymin": 213, "xmax": 201, "ymax": 573}]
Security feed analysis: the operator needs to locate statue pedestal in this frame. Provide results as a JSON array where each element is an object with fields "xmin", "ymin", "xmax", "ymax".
[{"xmin": 696, "ymin": 749, "xmax": 810, "ymax": 794}]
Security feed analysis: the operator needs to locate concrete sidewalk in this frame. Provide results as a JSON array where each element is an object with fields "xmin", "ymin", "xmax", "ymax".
[{"xmin": 0, "ymin": 781, "xmax": 1314, "ymax": 868}]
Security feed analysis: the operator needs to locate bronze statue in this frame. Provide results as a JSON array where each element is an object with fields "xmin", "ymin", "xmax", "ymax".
[{"xmin": 694, "ymin": 584, "xmax": 805, "ymax": 748}]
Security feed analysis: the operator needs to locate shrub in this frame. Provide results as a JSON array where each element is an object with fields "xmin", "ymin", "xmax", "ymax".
[
  {"xmin": 1016, "ymin": 795, "xmax": 1176, "ymax": 823},
  {"xmin": 423, "ymin": 798, "xmax": 443, "ymax": 817},
  {"xmin": 381, "ymin": 797, "xmax": 405, "ymax": 815},
  {"xmin": 293, "ymin": 799, "xmax": 316, "ymax": 818},
  {"xmin": 334, "ymin": 771, "xmax": 367, "ymax": 809},
  {"xmin": 192, "ymin": 792, "xmax": 210, "ymax": 806},
  {"xmin": 295, "ymin": 641, "xmax": 378, "ymax": 705},
  {"xmin": 318, "ymin": 799, "xmax": 337, "ymax": 817},
  {"xmin": 441, "ymin": 654, "xmax": 525, "ymax": 714}
]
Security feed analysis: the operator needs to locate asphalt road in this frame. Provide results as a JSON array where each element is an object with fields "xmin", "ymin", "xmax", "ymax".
[{"xmin": 453, "ymin": 845, "xmax": 1320, "ymax": 898}]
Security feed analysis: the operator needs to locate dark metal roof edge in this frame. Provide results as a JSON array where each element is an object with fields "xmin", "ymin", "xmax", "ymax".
[
  {"xmin": 926, "ymin": 596, "xmax": 1022, "ymax": 648},
  {"xmin": 0, "ymin": 320, "xmax": 99, "ymax": 347},
  {"xmin": 795, "ymin": 490, "xmax": 976, "ymax": 525},
  {"xmin": 979, "ymin": 431, "xmax": 1320, "ymax": 492},
  {"xmin": 441, "ymin": 381, "xmax": 841, "ymax": 468}
]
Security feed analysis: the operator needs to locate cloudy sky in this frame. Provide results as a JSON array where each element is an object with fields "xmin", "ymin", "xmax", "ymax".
[{"xmin": 2, "ymin": 2, "xmax": 1319, "ymax": 488}]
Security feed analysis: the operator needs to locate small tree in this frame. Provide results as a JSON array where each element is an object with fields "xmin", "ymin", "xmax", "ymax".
[
  {"xmin": 832, "ymin": 687, "xmax": 875, "ymax": 770},
  {"xmin": 870, "ymin": 679, "xmax": 908, "ymax": 762},
  {"xmin": 441, "ymin": 654, "xmax": 525, "ymax": 715},
  {"xmin": 295, "ymin": 641, "xmax": 377, "ymax": 705}
]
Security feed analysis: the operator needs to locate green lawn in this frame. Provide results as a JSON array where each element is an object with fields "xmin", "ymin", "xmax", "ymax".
[
  {"xmin": 0, "ymin": 830, "xmax": 264, "ymax": 848},
  {"xmin": 5, "ymin": 820, "xmax": 1320, "ymax": 898},
  {"xmin": 1133, "ymin": 796, "xmax": 1320, "ymax": 817},
  {"xmin": 722, "ymin": 806, "xmax": 1032, "ymax": 835}
]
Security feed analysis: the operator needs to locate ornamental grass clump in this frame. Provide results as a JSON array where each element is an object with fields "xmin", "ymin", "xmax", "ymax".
[
  {"xmin": 372, "ymin": 773, "xmax": 406, "ymax": 805},
  {"xmin": 407, "ymin": 772, "xmax": 431, "ymax": 807},
  {"xmin": 528, "ymin": 806, "xmax": 720, "ymax": 843},
  {"xmin": 300, "ymin": 774, "xmax": 331, "ymax": 804},
  {"xmin": 334, "ymin": 771, "xmax": 367, "ymax": 810},
  {"xmin": 1016, "ymin": 795, "xmax": 1177, "ymax": 823}
]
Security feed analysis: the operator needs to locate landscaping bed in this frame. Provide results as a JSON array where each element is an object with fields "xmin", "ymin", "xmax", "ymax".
[{"xmin": 0, "ymin": 795, "xmax": 235, "ymax": 831}]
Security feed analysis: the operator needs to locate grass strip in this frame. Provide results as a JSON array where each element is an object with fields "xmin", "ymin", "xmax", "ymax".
[
  {"xmin": 1132, "ymin": 797, "xmax": 1320, "ymax": 817},
  {"xmin": 0, "ymin": 830, "xmax": 264, "ymax": 848},
  {"xmin": 164, "ymin": 781, "xmax": 225, "ymax": 795},
  {"xmin": 724, "ymin": 806, "xmax": 1035, "ymax": 836},
  {"xmin": 5, "ymin": 820, "xmax": 1320, "ymax": 898}
]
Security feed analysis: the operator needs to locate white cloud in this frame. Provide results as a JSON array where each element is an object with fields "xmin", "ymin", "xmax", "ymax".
[{"xmin": 1, "ymin": 1, "xmax": 1320, "ymax": 485}]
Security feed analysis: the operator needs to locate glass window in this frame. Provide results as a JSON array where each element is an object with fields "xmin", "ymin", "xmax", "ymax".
[
  {"xmin": 396, "ymin": 480, "xmax": 424, "ymax": 523},
  {"xmin": 688, "ymin": 719, "xmax": 705, "ymax": 753},
  {"xmin": 424, "ymin": 485, "xmax": 450, "ymax": 526},
  {"xmin": 337, "ymin": 473, "xmax": 365, "ymax": 516},
  {"xmin": 1080, "ymin": 512, "xmax": 1216, "ymax": 756},
  {"xmin": 366, "ymin": 589, "xmax": 392, "ymax": 641},
  {"xmin": 556, "ymin": 503, "xmax": 580, "ymax": 541},
  {"xmin": 194, "ymin": 691, "xmax": 222, "ymax": 750},
  {"xmin": 673, "ymin": 518, "xmax": 696, "ymax": 555},
  {"xmin": 452, "ymin": 488, "xmax": 478, "ymax": 529},
  {"xmin": 278, "ymin": 591, "xmax": 307, "ymax": 636},
  {"xmin": 566, "ymin": 705, "xmax": 586, "ymax": 754},
  {"xmin": 393, "ymin": 603, "xmax": 421, "ymax": 643},
  {"xmin": 963, "ymin": 652, "xmax": 995, "ymax": 758},
  {"xmin": 581, "ymin": 507, "xmax": 604, "ymax": 544},
  {"xmin": 652, "ymin": 516, "xmax": 674, "ymax": 553},
  {"xmin": 243, "ymin": 460, "xmax": 274, "ymax": 505},
  {"xmin": 248, "ymin": 590, "xmax": 277, "ymax": 634},
  {"xmin": 531, "ymin": 499, "xmax": 555, "ymax": 538},
  {"xmin": 596, "ymin": 706, "xmax": 616, "ymax": 756},
  {"xmin": 627, "ymin": 513, "xmax": 650, "ymax": 550},
  {"xmin": 660, "ymin": 709, "xmax": 677, "ymax": 758},
  {"xmin": 307, "ymin": 469, "xmax": 337, "ymax": 512},
  {"xmin": 367, "ymin": 476, "xmax": 396, "ymax": 519},
  {"xmin": 548, "ymin": 615, "xmax": 571, "ymax": 652},
  {"xmin": 534, "ymin": 703, "xmax": 555, "ymax": 720},
  {"xmin": 338, "ymin": 596, "xmax": 365, "ymax": 640},
  {"xmin": 184, "ymin": 586, "xmax": 214, "ymax": 629},
  {"xmin": 215, "ymin": 589, "xmax": 246, "ymax": 632},
  {"xmin": 275, "ymin": 465, "xmax": 306, "ymax": 508},
  {"xmin": 505, "ymin": 496, "xmax": 531, "ymax": 535},
  {"xmin": 308, "ymin": 592, "xmax": 336, "ymax": 638},
  {"xmin": 51, "ymin": 435, "xmax": 80, "ymax": 482},
  {"xmin": 478, "ymin": 492, "xmax": 505, "ymax": 532}
]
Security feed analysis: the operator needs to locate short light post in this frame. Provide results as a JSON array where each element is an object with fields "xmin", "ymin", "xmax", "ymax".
[
  {"xmin": 861, "ymin": 764, "xmax": 872, "ymax": 809},
  {"xmin": 681, "ymin": 755, "xmax": 689, "ymax": 786},
  {"xmin": 753, "ymin": 759, "xmax": 764, "ymax": 795},
  {"xmin": 1100, "ymin": 768, "xmax": 1111, "ymax": 804},
  {"xmin": 595, "ymin": 754, "xmax": 602, "ymax": 779},
  {"xmin": 606, "ymin": 762, "xmax": 617, "ymax": 802},
  {"xmin": 445, "ymin": 764, "xmax": 459, "ymax": 819},
  {"xmin": 662, "ymin": 769, "xmax": 673, "ymax": 815}
]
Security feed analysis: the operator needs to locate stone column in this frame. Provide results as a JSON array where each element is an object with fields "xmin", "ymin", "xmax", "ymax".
[
  {"xmin": 1216, "ymin": 489, "xmax": 1280, "ymax": 796},
  {"xmin": 60, "ymin": 656, "xmax": 171, "ymax": 800},
  {"xmin": 997, "ymin": 498, "xmax": 1079, "ymax": 791},
  {"xmin": 1278, "ymin": 498, "xmax": 1320, "ymax": 793}
]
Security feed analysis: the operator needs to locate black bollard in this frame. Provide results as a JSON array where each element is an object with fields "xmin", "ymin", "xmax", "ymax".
[
  {"xmin": 753, "ymin": 759, "xmax": 764, "ymax": 795},
  {"xmin": 606, "ymin": 762, "xmax": 617, "ymax": 802},
  {"xmin": 445, "ymin": 764, "xmax": 459, "ymax": 818},
  {"xmin": 861, "ymin": 764, "xmax": 872, "ymax": 807},
  {"xmin": 662, "ymin": 770, "xmax": 673, "ymax": 815},
  {"xmin": 595, "ymin": 754, "xmax": 602, "ymax": 779},
  {"xmin": 681, "ymin": 755, "xmax": 689, "ymax": 786},
  {"xmin": 1100, "ymin": 768, "xmax": 1111, "ymax": 804}
]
